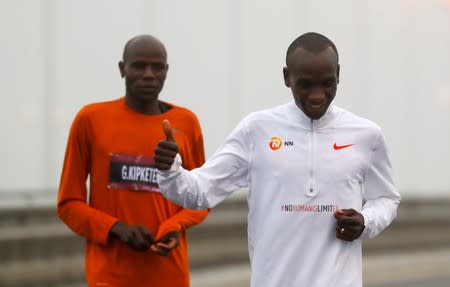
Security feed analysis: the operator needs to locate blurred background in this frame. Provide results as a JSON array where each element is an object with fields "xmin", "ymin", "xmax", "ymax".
[{"xmin": 1, "ymin": 0, "xmax": 449, "ymax": 286}]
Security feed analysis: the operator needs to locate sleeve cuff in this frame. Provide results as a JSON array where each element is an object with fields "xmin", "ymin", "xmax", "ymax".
[
  {"xmin": 155, "ymin": 220, "xmax": 182, "ymax": 241},
  {"xmin": 159, "ymin": 153, "xmax": 182, "ymax": 175},
  {"xmin": 359, "ymin": 210, "xmax": 372, "ymax": 240},
  {"xmin": 100, "ymin": 217, "xmax": 120, "ymax": 245}
]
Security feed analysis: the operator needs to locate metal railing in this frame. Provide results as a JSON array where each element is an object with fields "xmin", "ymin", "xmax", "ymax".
[{"xmin": 1, "ymin": 190, "xmax": 450, "ymax": 287}]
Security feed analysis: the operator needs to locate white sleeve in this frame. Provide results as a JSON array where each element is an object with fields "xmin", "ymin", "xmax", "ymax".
[
  {"xmin": 360, "ymin": 130, "xmax": 401, "ymax": 239},
  {"xmin": 157, "ymin": 118, "xmax": 250, "ymax": 210}
]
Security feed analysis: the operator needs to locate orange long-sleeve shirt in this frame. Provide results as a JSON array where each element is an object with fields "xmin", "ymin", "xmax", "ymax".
[{"xmin": 57, "ymin": 98, "xmax": 208, "ymax": 287}]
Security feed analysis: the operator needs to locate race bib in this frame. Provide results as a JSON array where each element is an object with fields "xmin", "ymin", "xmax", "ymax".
[{"xmin": 109, "ymin": 153, "xmax": 160, "ymax": 192}]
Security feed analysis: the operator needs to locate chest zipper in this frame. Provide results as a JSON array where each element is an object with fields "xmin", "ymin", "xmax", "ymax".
[{"xmin": 308, "ymin": 119, "xmax": 317, "ymax": 197}]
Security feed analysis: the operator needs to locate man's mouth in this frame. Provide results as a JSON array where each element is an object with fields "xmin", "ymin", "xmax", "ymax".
[
  {"xmin": 309, "ymin": 102, "xmax": 325, "ymax": 110},
  {"xmin": 136, "ymin": 85, "xmax": 160, "ymax": 93}
]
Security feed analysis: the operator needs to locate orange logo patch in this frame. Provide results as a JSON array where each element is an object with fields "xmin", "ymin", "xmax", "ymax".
[{"xmin": 269, "ymin": 136, "xmax": 283, "ymax": 150}]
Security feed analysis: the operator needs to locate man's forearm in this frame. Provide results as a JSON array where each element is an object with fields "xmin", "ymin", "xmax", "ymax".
[{"xmin": 360, "ymin": 197, "xmax": 400, "ymax": 239}]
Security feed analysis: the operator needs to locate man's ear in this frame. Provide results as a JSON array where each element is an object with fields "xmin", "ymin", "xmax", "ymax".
[
  {"xmin": 283, "ymin": 67, "xmax": 290, "ymax": 88},
  {"xmin": 119, "ymin": 61, "xmax": 125, "ymax": 78},
  {"xmin": 336, "ymin": 64, "xmax": 340, "ymax": 84}
]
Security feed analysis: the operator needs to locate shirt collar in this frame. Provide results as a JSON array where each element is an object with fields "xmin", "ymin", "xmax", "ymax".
[{"xmin": 287, "ymin": 100, "xmax": 338, "ymax": 129}]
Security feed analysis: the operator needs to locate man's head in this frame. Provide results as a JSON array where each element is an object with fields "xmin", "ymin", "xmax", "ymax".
[
  {"xmin": 283, "ymin": 32, "xmax": 340, "ymax": 120},
  {"xmin": 119, "ymin": 35, "xmax": 168, "ymax": 102}
]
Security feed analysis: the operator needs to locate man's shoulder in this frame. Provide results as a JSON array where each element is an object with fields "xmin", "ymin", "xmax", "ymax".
[
  {"xmin": 77, "ymin": 98, "xmax": 122, "ymax": 118},
  {"xmin": 241, "ymin": 102, "xmax": 293, "ymax": 124},
  {"xmin": 335, "ymin": 106, "xmax": 382, "ymax": 133},
  {"xmin": 163, "ymin": 101, "xmax": 200, "ymax": 124},
  {"xmin": 161, "ymin": 102, "xmax": 203, "ymax": 134},
  {"xmin": 164, "ymin": 101, "xmax": 198, "ymax": 117}
]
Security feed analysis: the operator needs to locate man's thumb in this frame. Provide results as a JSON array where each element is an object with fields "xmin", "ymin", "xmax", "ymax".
[
  {"xmin": 340, "ymin": 208, "xmax": 356, "ymax": 216},
  {"xmin": 162, "ymin": 120, "xmax": 175, "ymax": 142}
]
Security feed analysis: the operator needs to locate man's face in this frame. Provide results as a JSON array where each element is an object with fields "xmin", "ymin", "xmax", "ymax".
[
  {"xmin": 119, "ymin": 42, "xmax": 168, "ymax": 101},
  {"xmin": 283, "ymin": 47, "xmax": 339, "ymax": 120}
]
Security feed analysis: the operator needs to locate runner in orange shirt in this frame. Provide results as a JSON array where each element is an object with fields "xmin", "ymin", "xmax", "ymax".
[{"xmin": 57, "ymin": 34, "xmax": 208, "ymax": 287}]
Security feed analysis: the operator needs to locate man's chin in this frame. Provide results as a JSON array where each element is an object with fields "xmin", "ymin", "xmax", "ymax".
[
  {"xmin": 309, "ymin": 114, "xmax": 323, "ymax": 120},
  {"xmin": 305, "ymin": 107, "xmax": 327, "ymax": 120},
  {"xmin": 133, "ymin": 92, "xmax": 159, "ymax": 102}
]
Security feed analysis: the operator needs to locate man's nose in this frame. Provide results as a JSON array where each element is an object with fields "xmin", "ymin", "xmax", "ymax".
[
  {"xmin": 142, "ymin": 66, "xmax": 155, "ymax": 78},
  {"xmin": 309, "ymin": 87, "xmax": 326, "ymax": 99}
]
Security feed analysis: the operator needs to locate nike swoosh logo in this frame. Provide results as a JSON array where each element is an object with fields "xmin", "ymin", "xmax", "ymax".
[{"xmin": 333, "ymin": 143, "xmax": 354, "ymax": 150}]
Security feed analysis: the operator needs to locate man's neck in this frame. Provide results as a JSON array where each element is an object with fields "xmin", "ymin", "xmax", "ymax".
[{"xmin": 125, "ymin": 95, "xmax": 161, "ymax": 115}]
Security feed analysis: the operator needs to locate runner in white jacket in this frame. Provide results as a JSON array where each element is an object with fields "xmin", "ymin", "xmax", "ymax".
[{"xmin": 154, "ymin": 32, "xmax": 400, "ymax": 287}]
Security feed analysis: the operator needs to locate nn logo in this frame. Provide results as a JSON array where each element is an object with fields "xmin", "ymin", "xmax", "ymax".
[{"xmin": 269, "ymin": 137, "xmax": 294, "ymax": 151}]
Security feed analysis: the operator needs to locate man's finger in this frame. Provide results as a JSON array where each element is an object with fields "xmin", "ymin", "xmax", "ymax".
[
  {"xmin": 151, "ymin": 244, "xmax": 170, "ymax": 256},
  {"xmin": 133, "ymin": 230, "xmax": 150, "ymax": 251},
  {"xmin": 338, "ymin": 209, "xmax": 357, "ymax": 216},
  {"xmin": 154, "ymin": 155, "xmax": 175, "ymax": 165},
  {"xmin": 166, "ymin": 237, "xmax": 178, "ymax": 249},
  {"xmin": 150, "ymin": 244, "xmax": 159, "ymax": 252},
  {"xmin": 162, "ymin": 120, "xmax": 175, "ymax": 142},
  {"xmin": 158, "ymin": 231, "xmax": 179, "ymax": 244},
  {"xmin": 336, "ymin": 232, "xmax": 354, "ymax": 242},
  {"xmin": 336, "ymin": 217, "xmax": 362, "ymax": 226},
  {"xmin": 336, "ymin": 226, "xmax": 358, "ymax": 241},
  {"xmin": 154, "ymin": 146, "xmax": 178, "ymax": 157},
  {"xmin": 156, "ymin": 242, "xmax": 171, "ymax": 249},
  {"xmin": 154, "ymin": 162, "xmax": 173, "ymax": 171},
  {"xmin": 334, "ymin": 209, "xmax": 359, "ymax": 221},
  {"xmin": 138, "ymin": 225, "xmax": 155, "ymax": 244},
  {"xmin": 156, "ymin": 237, "xmax": 177, "ymax": 250}
]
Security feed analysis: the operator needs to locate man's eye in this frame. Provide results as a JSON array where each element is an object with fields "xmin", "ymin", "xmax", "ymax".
[
  {"xmin": 152, "ymin": 63, "xmax": 166, "ymax": 71},
  {"xmin": 323, "ymin": 79, "xmax": 336, "ymax": 87},
  {"xmin": 297, "ymin": 81, "xmax": 311, "ymax": 89},
  {"xmin": 132, "ymin": 63, "xmax": 146, "ymax": 69}
]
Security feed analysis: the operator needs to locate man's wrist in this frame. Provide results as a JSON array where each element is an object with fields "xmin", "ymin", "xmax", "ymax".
[
  {"xmin": 159, "ymin": 153, "xmax": 182, "ymax": 174},
  {"xmin": 109, "ymin": 221, "xmax": 124, "ymax": 239}
]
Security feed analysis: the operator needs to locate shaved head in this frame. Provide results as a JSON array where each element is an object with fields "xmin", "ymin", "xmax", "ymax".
[
  {"xmin": 283, "ymin": 32, "xmax": 340, "ymax": 120},
  {"xmin": 286, "ymin": 32, "xmax": 338, "ymax": 66},
  {"xmin": 119, "ymin": 34, "xmax": 169, "ymax": 110},
  {"xmin": 122, "ymin": 34, "xmax": 167, "ymax": 62}
]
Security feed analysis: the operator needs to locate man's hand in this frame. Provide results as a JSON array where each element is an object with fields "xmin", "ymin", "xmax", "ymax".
[
  {"xmin": 154, "ymin": 120, "xmax": 179, "ymax": 170},
  {"xmin": 109, "ymin": 221, "xmax": 155, "ymax": 251},
  {"xmin": 150, "ymin": 231, "xmax": 180, "ymax": 256},
  {"xmin": 334, "ymin": 209, "xmax": 365, "ymax": 241}
]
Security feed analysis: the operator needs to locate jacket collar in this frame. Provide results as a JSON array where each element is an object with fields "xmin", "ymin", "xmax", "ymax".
[{"xmin": 287, "ymin": 100, "xmax": 338, "ymax": 129}]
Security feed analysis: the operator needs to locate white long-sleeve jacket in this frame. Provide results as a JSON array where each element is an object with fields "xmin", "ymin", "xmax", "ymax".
[{"xmin": 158, "ymin": 101, "xmax": 401, "ymax": 287}]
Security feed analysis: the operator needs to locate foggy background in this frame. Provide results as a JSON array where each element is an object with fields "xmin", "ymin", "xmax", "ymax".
[{"xmin": 1, "ymin": 0, "xmax": 449, "ymax": 197}]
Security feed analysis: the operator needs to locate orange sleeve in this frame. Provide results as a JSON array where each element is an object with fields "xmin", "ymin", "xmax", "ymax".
[
  {"xmin": 57, "ymin": 110, "xmax": 118, "ymax": 245},
  {"xmin": 156, "ymin": 112, "xmax": 209, "ymax": 240},
  {"xmin": 155, "ymin": 209, "xmax": 209, "ymax": 240}
]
